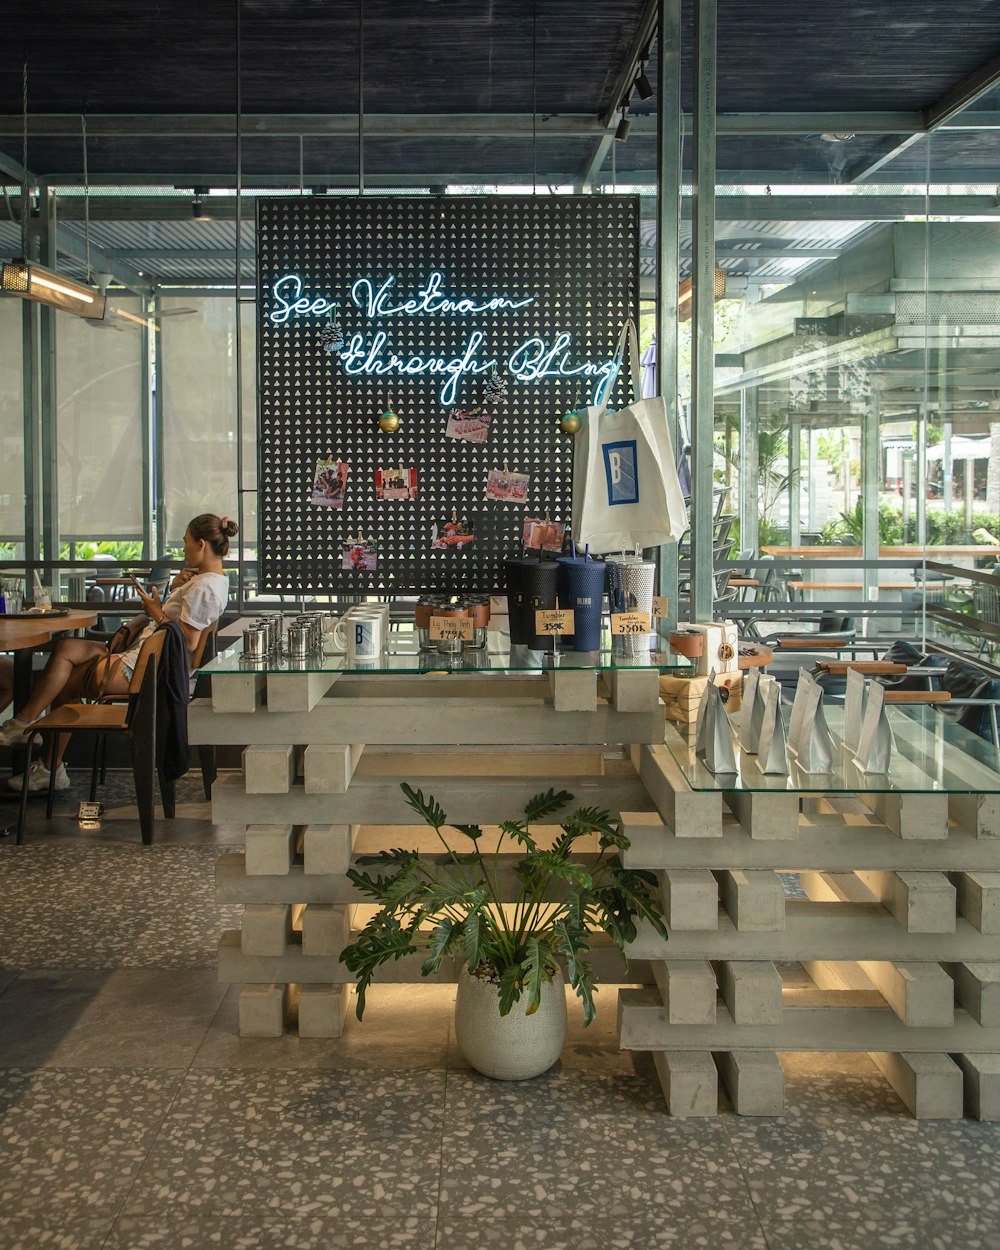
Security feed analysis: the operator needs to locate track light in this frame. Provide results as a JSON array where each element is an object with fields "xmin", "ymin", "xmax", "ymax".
[
  {"xmin": 614, "ymin": 104, "xmax": 631, "ymax": 143},
  {"xmin": 191, "ymin": 186, "xmax": 212, "ymax": 220},
  {"xmin": 634, "ymin": 64, "xmax": 654, "ymax": 101},
  {"xmin": 1, "ymin": 260, "xmax": 106, "ymax": 319}
]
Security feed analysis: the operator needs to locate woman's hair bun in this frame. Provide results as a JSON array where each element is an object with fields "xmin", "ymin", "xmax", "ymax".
[{"xmin": 224, "ymin": 519, "xmax": 239, "ymax": 538}]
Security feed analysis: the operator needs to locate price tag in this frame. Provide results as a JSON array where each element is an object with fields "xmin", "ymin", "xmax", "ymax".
[
  {"xmin": 610, "ymin": 611, "xmax": 651, "ymax": 636},
  {"xmin": 429, "ymin": 615, "xmax": 475, "ymax": 642},
  {"xmin": 652, "ymin": 596, "xmax": 669, "ymax": 620},
  {"xmin": 535, "ymin": 609, "xmax": 575, "ymax": 636}
]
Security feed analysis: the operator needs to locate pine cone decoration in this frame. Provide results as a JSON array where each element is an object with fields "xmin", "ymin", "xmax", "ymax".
[
  {"xmin": 482, "ymin": 367, "xmax": 507, "ymax": 406},
  {"xmin": 321, "ymin": 311, "xmax": 345, "ymax": 355}
]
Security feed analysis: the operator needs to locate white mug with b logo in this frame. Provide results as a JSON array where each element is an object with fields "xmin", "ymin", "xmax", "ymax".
[{"xmin": 333, "ymin": 611, "xmax": 384, "ymax": 659}]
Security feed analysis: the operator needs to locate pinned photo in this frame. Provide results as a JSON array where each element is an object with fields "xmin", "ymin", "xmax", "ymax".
[
  {"xmin": 375, "ymin": 464, "xmax": 418, "ymax": 501},
  {"xmin": 310, "ymin": 457, "xmax": 348, "ymax": 509},
  {"xmin": 485, "ymin": 467, "xmax": 530, "ymax": 503},
  {"xmin": 522, "ymin": 516, "xmax": 566, "ymax": 552},
  {"xmin": 431, "ymin": 511, "xmax": 478, "ymax": 553},
  {"xmin": 445, "ymin": 406, "xmax": 492, "ymax": 445},
  {"xmin": 340, "ymin": 540, "xmax": 379, "ymax": 571}
]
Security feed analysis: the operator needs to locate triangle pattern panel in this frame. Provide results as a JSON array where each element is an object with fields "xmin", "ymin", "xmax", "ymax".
[{"xmin": 256, "ymin": 195, "xmax": 640, "ymax": 595}]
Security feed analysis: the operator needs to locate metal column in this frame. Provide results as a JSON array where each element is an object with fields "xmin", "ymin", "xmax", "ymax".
[
  {"xmin": 140, "ymin": 294, "xmax": 153, "ymax": 558},
  {"xmin": 788, "ymin": 416, "xmax": 801, "ymax": 545},
  {"xmin": 738, "ymin": 387, "xmax": 759, "ymax": 555},
  {"xmin": 37, "ymin": 186, "xmax": 59, "ymax": 570},
  {"xmin": 656, "ymin": 0, "xmax": 682, "ymax": 630},
  {"xmin": 21, "ymin": 302, "xmax": 39, "ymax": 565},
  {"xmin": 861, "ymin": 392, "xmax": 880, "ymax": 622},
  {"xmin": 690, "ymin": 0, "xmax": 717, "ymax": 620}
]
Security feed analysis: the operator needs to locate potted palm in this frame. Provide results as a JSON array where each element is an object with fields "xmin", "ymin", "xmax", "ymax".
[{"xmin": 341, "ymin": 783, "xmax": 669, "ymax": 1080}]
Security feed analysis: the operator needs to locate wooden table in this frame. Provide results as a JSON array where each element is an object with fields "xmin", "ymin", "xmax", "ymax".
[
  {"xmin": 0, "ymin": 609, "xmax": 99, "ymax": 713},
  {"xmin": 764, "ymin": 545, "xmax": 1000, "ymax": 559}
]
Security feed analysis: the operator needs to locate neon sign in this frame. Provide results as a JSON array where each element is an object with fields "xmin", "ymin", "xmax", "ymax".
[
  {"xmin": 340, "ymin": 331, "xmax": 495, "ymax": 408},
  {"xmin": 267, "ymin": 274, "xmax": 337, "ymax": 325},
  {"xmin": 351, "ymin": 271, "xmax": 534, "ymax": 318},
  {"xmin": 266, "ymin": 271, "xmax": 617, "ymax": 403}
]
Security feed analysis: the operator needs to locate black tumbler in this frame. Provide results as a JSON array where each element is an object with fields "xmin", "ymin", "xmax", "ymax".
[
  {"xmin": 504, "ymin": 557, "xmax": 559, "ymax": 648},
  {"xmin": 556, "ymin": 557, "xmax": 607, "ymax": 652}
]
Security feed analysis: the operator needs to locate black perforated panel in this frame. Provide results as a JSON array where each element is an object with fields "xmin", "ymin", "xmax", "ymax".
[{"xmin": 256, "ymin": 195, "xmax": 639, "ymax": 594}]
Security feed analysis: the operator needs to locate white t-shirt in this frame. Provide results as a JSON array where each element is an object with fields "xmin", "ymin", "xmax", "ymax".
[{"xmin": 119, "ymin": 572, "xmax": 229, "ymax": 672}]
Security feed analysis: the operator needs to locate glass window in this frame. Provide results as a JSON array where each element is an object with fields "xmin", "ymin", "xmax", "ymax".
[
  {"xmin": 56, "ymin": 296, "xmax": 144, "ymax": 539},
  {"xmin": 0, "ymin": 298, "xmax": 24, "ymax": 542},
  {"xmin": 160, "ymin": 296, "xmax": 256, "ymax": 549}
]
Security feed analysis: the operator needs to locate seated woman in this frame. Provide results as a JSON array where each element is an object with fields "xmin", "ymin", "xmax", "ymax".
[{"xmin": 1, "ymin": 513, "xmax": 236, "ymax": 793}]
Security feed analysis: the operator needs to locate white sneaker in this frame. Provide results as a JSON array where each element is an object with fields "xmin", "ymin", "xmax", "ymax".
[
  {"xmin": 0, "ymin": 718, "xmax": 34, "ymax": 748},
  {"xmin": 6, "ymin": 761, "xmax": 71, "ymax": 794}
]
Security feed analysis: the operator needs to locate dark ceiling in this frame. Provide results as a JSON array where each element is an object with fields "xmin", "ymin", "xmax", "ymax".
[{"xmin": 3, "ymin": 0, "xmax": 1000, "ymax": 186}]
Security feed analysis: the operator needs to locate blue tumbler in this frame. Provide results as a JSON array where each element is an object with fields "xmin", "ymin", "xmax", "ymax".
[{"xmin": 556, "ymin": 557, "xmax": 607, "ymax": 652}]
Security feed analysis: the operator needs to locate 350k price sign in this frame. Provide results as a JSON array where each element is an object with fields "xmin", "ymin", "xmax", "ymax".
[
  {"xmin": 535, "ymin": 609, "xmax": 575, "ymax": 636},
  {"xmin": 610, "ymin": 611, "xmax": 651, "ymax": 635}
]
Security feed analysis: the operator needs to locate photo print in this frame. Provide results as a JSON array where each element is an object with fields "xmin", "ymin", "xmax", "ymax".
[
  {"xmin": 340, "ymin": 539, "xmax": 379, "ymax": 571},
  {"xmin": 522, "ymin": 516, "xmax": 566, "ymax": 553},
  {"xmin": 431, "ymin": 510, "xmax": 479, "ymax": 553},
  {"xmin": 310, "ymin": 457, "xmax": 348, "ymax": 509},
  {"xmin": 375, "ymin": 464, "xmax": 418, "ymax": 501},
  {"xmin": 444, "ymin": 405, "xmax": 492, "ymax": 445},
  {"xmin": 485, "ymin": 466, "xmax": 530, "ymax": 503}
]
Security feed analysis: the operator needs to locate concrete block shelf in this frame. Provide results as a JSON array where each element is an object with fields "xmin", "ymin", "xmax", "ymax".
[{"xmin": 193, "ymin": 649, "xmax": 1000, "ymax": 1117}]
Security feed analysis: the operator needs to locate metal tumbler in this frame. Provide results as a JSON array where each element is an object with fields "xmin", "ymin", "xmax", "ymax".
[
  {"xmin": 607, "ymin": 556, "xmax": 656, "ymax": 656},
  {"xmin": 285, "ymin": 622, "xmax": 312, "ymax": 658},
  {"xmin": 556, "ymin": 557, "xmax": 607, "ymax": 652},
  {"xmin": 243, "ymin": 626, "xmax": 269, "ymax": 659},
  {"xmin": 504, "ymin": 558, "xmax": 559, "ymax": 648}
]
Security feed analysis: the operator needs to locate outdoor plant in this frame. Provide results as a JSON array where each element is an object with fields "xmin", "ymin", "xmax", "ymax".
[{"xmin": 341, "ymin": 783, "xmax": 669, "ymax": 1024}]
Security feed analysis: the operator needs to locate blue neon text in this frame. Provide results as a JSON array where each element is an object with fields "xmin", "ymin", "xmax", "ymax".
[
  {"xmin": 267, "ymin": 274, "xmax": 337, "ymax": 324},
  {"xmin": 351, "ymin": 271, "xmax": 534, "ymax": 318},
  {"xmin": 340, "ymin": 331, "xmax": 496, "ymax": 407}
]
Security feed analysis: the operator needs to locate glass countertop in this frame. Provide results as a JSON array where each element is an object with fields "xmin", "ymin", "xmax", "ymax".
[
  {"xmin": 200, "ymin": 629, "xmax": 692, "ymax": 677},
  {"xmin": 664, "ymin": 704, "xmax": 1000, "ymax": 795}
]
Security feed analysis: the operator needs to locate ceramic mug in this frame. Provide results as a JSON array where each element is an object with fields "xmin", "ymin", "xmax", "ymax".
[{"xmin": 334, "ymin": 612, "xmax": 384, "ymax": 659}]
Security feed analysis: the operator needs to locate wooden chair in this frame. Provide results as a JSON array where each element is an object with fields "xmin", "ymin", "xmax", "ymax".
[
  {"xmin": 92, "ymin": 619, "xmax": 219, "ymax": 799},
  {"xmin": 16, "ymin": 629, "xmax": 171, "ymax": 846}
]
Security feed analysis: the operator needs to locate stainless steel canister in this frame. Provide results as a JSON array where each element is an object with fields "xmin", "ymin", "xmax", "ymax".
[
  {"xmin": 607, "ymin": 555, "xmax": 656, "ymax": 656},
  {"xmin": 285, "ymin": 622, "xmax": 312, "ymax": 658},
  {"xmin": 243, "ymin": 625, "xmax": 269, "ymax": 659}
]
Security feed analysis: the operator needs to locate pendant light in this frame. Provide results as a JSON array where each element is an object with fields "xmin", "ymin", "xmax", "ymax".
[{"xmin": 0, "ymin": 65, "xmax": 105, "ymax": 319}]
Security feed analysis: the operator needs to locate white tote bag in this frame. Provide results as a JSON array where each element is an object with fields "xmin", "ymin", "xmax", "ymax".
[{"xmin": 572, "ymin": 320, "xmax": 687, "ymax": 553}]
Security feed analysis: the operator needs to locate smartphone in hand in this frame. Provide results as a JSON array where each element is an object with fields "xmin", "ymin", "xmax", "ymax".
[{"xmin": 129, "ymin": 573, "xmax": 147, "ymax": 596}]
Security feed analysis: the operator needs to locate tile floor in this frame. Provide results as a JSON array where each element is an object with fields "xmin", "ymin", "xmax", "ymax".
[{"xmin": 1, "ymin": 772, "xmax": 999, "ymax": 1250}]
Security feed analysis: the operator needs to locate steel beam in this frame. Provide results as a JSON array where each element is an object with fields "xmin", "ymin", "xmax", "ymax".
[
  {"xmin": 140, "ymin": 295, "xmax": 153, "ymax": 558},
  {"xmin": 0, "ymin": 111, "xmax": 925, "ymax": 139},
  {"xmin": 54, "ymin": 224, "xmax": 153, "ymax": 295},
  {"xmin": 861, "ymin": 391, "xmax": 880, "ymax": 615},
  {"xmin": 927, "ymin": 51, "xmax": 1000, "ymax": 130},
  {"xmin": 690, "ymin": 0, "xmax": 716, "ymax": 622},
  {"xmin": 655, "ymin": 0, "xmax": 682, "ymax": 633}
]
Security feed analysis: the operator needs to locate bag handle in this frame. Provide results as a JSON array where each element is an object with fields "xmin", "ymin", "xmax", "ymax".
[{"xmin": 596, "ymin": 319, "xmax": 643, "ymax": 416}]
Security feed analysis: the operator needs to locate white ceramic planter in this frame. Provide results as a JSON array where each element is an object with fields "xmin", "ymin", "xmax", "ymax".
[{"xmin": 454, "ymin": 966, "xmax": 567, "ymax": 1081}]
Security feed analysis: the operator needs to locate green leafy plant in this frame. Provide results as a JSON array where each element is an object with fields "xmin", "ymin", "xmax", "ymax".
[{"xmin": 341, "ymin": 784, "xmax": 669, "ymax": 1025}]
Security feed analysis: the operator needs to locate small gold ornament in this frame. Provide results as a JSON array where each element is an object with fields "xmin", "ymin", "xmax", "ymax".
[
  {"xmin": 378, "ymin": 407, "xmax": 401, "ymax": 434},
  {"xmin": 560, "ymin": 409, "xmax": 582, "ymax": 435}
]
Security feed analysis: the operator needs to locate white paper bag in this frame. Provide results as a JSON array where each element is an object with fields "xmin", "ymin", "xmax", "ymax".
[{"xmin": 572, "ymin": 320, "xmax": 687, "ymax": 553}]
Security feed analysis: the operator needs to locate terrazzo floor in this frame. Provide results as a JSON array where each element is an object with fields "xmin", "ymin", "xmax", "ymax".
[{"xmin": 1, "ymin": 769, "xmax": 999, "ymax": 1250}]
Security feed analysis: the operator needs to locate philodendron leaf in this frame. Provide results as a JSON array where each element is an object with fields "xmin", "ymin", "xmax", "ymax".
[
  {"xmin": 522, "ymin": 936, "xmax": 545, "ymax": 1015},
  {"xmin": 518, "ymin": 851, "xmax": 593, "ymax": 891},
  {"xmin": 420, "ymin": 917, "xmax": 460, "ymax": 976},
  {"xmin": 400, "ymin": 782, "xmax": 447, "ymax": 830},
  {"xmin": 340, "ymin": 914, "xmax": 417, "ymax": 1020},
  {"xmin": 523, "ymin": 789, "xmax": 574, "ymax": 823},
  {"xmin": 498, "ymin": 964, "xmax": 522, "ymax": 1017},
  {"xmin": 499, "ymin": 820, "xmax": 537, "ymax": 852},
  {"xmin": 463, "ymin": 910, "xmax": 483, "ymax": 971},
  {"xmin": 451, "ymin": 823, "xmax": 484, "ymax": 842}
]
